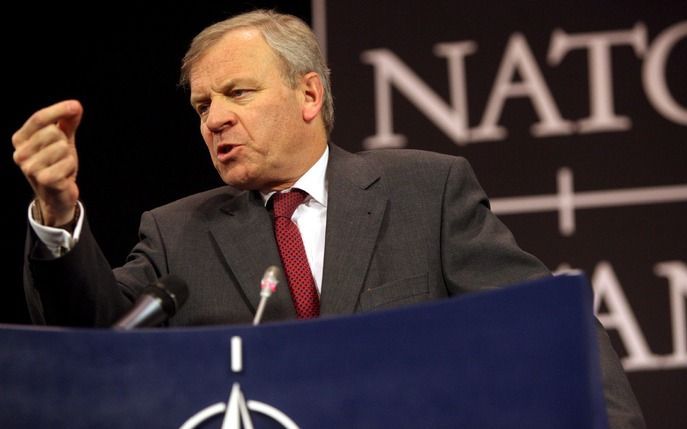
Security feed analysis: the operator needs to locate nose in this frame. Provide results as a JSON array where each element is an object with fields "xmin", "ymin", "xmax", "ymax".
[{"xmin": 205, "ymin": 99, "xmax": 238, "ymax": 133}]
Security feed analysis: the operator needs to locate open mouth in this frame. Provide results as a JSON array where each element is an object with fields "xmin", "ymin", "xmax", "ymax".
[{"xmin": 217, "ymin": 144, "xmax": 237, "ymax": 160}]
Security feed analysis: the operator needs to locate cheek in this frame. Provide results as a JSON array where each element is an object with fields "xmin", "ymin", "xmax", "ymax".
[
  {"xmin": 200, "ymin": 126, "xmax": 213, "ymax": 151},
  {"xmin": 257, "ymin": 95, "xmax": 299, "ymax": 127},
  {"xmin": 254, "ymin": 104, "xmax": 298, "ymax": 143}
]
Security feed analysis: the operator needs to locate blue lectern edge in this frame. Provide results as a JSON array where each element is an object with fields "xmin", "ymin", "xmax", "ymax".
[{"xmin": 0, "ymin": 272, "xmax": 595, "ymax": 337}]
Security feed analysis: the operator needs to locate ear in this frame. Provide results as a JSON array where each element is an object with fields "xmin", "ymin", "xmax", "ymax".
[{"xmin": 300, "ymin": 72, "xmax": 324, "ymax": 123}]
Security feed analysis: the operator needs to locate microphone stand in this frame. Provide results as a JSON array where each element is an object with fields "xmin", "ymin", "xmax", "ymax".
[{"xmin": 253, "ymin": 268, "xmax": 279, "ymax": 326}]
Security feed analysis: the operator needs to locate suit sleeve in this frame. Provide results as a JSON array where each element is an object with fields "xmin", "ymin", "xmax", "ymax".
[
  {"xmin": 23, "ymin": 211, "xmax": 168, "ymax": 327},
  {"xmin": 439, "ymin": 157, "xmax": 548, "ymax": 292},
  {"xmin": 439, "ymin": 157, "xmax": 645, "ymax": 429},
  {"xmin": 23, "ymin": 216, "xmax": 133, "ymax": 327}
]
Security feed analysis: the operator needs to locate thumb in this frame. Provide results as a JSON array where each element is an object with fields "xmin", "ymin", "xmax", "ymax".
[{"xmin": 56, "ymin": 99, "xmax": 84, "ymax": 143}]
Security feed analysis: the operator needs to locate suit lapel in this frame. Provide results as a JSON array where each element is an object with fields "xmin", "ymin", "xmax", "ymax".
[
  {"xmin": 320, "ymin": 145, "xmax": 387, "ymax": 315},
  {"xmin": 205, "ymin": 190, "xmax": 297, "ymax": 321}
]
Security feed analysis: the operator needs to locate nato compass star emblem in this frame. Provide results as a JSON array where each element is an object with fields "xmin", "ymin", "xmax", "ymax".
[{"xmin": 180, "ymin": 336, "xmax": 300, "ymax": 429}]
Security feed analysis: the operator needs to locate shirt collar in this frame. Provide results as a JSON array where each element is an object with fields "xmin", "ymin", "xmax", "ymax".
[{"xmin": 260, "ymin": 146, "xmax": 329, "ymax": 207}]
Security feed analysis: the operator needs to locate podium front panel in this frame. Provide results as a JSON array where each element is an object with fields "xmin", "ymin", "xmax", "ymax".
[{"xmin": 0, "ymin": 274, "xmax": 607, "ymax": 428}]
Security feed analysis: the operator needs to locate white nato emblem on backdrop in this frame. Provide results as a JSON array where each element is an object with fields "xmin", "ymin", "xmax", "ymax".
[{"xmin": 180, "ymin": 336, "xmax": 300, "ymax": 429}]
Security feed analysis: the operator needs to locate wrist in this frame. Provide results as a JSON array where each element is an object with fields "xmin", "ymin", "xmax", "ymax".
[{"xmin": 32, "ymin": 200, "xmax": 80, "ymax": 232}]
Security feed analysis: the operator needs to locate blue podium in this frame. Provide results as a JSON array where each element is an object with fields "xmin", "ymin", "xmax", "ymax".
[{"xmin": 0, "ymin": 274, "xmax": 608, "ymax": 428}]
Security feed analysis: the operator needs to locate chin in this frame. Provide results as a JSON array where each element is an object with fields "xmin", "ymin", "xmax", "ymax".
[{"xmin": 221, "ymin": 172, "xmax": 258, "ymax": 190}]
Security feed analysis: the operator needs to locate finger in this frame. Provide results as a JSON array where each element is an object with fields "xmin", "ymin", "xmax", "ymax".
[
  {"xmin": 12, "ymin": 124, "xmax": 65, "ymax": 164},
  {"xmin": 12, "ymin": 100, "xmax": 83, "ymax": 145},
  {"xmin": 29, "ymin": 158, "xmax": 79, "ymax": 210},
  {"xmin": 33, "ymin": 156, "xmax": 78, "ymax": 191},
  {"xmin": 57, "ymin": 101, "xmax": 83, "ymax": 141},
  {"xmin": 19, "ymin": 138, "xmax": 75, "ymax": 181}
]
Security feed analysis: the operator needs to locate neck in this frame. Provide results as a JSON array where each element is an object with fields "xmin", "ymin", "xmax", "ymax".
[{"xmin": 261, "ymin": 141, "xmax": 327, "ymax": 193}]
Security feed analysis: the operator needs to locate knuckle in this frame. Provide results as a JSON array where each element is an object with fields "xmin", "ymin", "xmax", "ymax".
[
  {"xmin": 12, "ymin": 150, "xmax": 23, "ymax": 165},
  {"xmin": 44, "ymin": 124, "xmax": 62, "ymax": 140},
  {"xmin": 31, "ymin": 110, "xmax": 47, "ymax": 126},
  {"xmin": 11, "ymin": 131, "xmax": 23, "ymax": 147}
]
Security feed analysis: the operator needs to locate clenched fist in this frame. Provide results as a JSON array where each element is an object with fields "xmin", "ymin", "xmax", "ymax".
[{"xmin": 12, "ymin": 100, "xmax": 83, "ymax": 226}]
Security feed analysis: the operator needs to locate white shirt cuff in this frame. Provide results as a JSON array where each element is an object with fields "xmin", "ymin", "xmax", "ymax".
[{"xmin": 28, "ymin": 201, "xmax": 85, "ymax": 257}]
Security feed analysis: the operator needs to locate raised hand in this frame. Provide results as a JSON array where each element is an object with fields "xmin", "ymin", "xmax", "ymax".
[{"xmin": 12, "ymin": 100, "xmax": 83, "ymax": 226}]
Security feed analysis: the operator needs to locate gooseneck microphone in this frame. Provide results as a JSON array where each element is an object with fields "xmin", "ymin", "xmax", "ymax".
[
  {"xmin": 253, "ymin": 266, "xmax": 282, "ymax": 325},
  {"xmin": 113, "ymin": 274, "xmax": 189, "ymax": 329}
]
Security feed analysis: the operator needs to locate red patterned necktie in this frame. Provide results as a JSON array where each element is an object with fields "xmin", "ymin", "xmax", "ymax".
[{"xmin": 272, "ymin": 190, "xmax": 320, "ymax": 319}]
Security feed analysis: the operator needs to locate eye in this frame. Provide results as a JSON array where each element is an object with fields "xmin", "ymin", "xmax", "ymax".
[
  {"xmin": 230, "ymin": 88, "xmax": 253, "ymax": 98},
  {"xmin": 195, "ymin": 103, "xmax": 209, "ymax": 116}
]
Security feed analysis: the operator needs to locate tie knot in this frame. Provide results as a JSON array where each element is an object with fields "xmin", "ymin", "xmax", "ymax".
[{"xmin": 272, "ymin": 190, "xmax": 307, "ymax": 218}]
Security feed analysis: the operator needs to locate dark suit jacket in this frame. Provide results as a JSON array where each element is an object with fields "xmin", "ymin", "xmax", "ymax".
[{"xmin": 24, "ymin": 144, "xmax": 644, "ymax": 428}]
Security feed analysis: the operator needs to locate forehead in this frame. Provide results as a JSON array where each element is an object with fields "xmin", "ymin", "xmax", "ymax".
[{"xmin": 189, "ymin": 28, "xmax": 280, "ymax": 90}]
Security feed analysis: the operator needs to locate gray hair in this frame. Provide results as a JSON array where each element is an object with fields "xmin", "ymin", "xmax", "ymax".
[{"xmin": 180, "ymin": 9, "xmax": 334, "ymax": 135}]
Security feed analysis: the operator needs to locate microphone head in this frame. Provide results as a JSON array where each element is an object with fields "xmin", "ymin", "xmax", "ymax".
[
  {"xmin": 260, "ymin": 265, "xmax": 282, "ymax": 297},
  {"xmin": 144, "ymin": 274, "xmax": 189, "ymax": 317}
]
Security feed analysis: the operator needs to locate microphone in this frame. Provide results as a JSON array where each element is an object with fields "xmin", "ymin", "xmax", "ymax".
[
  {"xmin": 113, "ymin": 274, "xmax": 189, "ymax": 329},
  {"xmin": 253, "ymin": 266, "xmax": 282, "ymax": 325}
]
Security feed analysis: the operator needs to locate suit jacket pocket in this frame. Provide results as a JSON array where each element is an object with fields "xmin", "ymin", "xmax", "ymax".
[{"xmin": 359, "ymin": 273, "xmax": 429, "ymax": 311}]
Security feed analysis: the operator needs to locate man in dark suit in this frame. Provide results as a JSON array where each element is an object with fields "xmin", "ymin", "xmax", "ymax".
[{"xmin": 12, "ymin": 9, "xmax": 644, "ymax": 428}]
